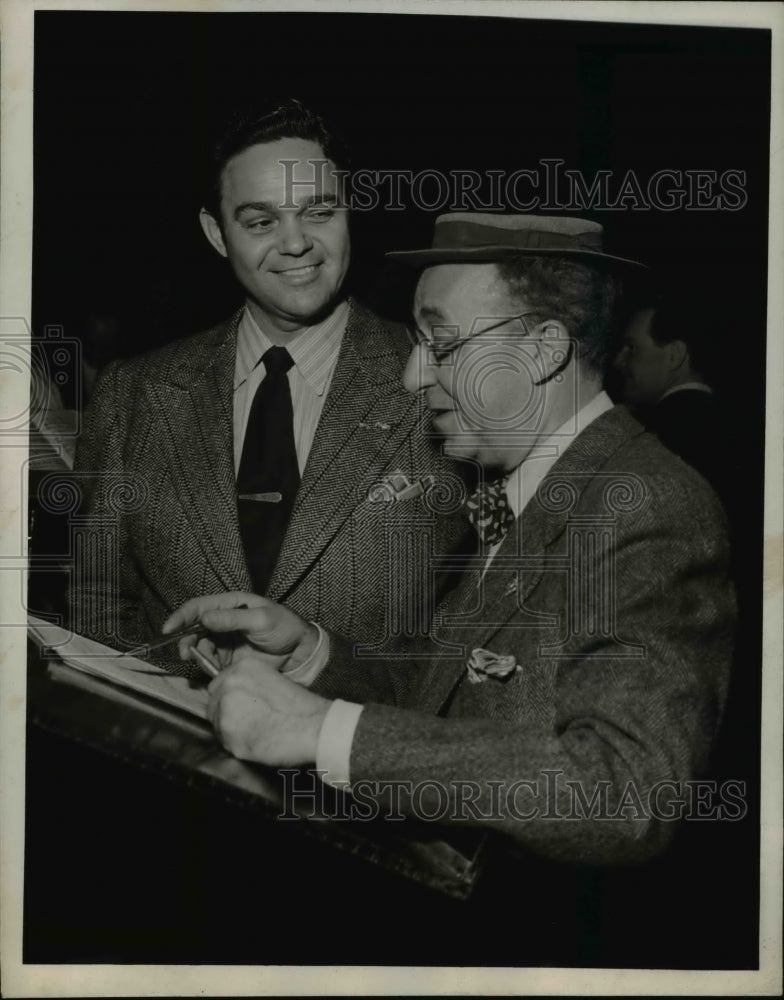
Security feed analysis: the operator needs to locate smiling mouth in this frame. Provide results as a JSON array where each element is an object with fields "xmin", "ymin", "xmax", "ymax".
[{"xmin": 274, "ymin": 264, "xmax": 320, "ymax": 276}]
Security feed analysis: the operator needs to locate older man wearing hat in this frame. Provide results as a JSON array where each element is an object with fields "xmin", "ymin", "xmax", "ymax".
[{"xmin": 165, "ymin": 213, "xmax": 736, "ymax": 866}]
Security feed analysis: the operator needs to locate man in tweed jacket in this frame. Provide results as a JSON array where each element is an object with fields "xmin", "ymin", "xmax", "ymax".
[
  {"xmin": 166, "ymin": 213, "xmax": 736, "ymax": 864},
  {"xmin": 69, "ymin": 101, "xmax": 467, "ymax": 667}
]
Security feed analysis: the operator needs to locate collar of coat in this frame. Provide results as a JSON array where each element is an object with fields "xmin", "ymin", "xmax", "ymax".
[{"xmin": 152, "ymin": 298, "xmax": 409, "ymax": 397}]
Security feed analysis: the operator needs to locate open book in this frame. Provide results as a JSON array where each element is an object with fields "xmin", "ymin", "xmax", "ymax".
[{"xmin": 28, "ymin": 615, "xmax": 209, "ymax": 720}]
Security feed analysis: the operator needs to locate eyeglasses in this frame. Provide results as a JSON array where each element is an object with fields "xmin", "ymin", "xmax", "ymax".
[{"xmin": 408, "ymin": 310, "xmax": 541, "ymax": 365}]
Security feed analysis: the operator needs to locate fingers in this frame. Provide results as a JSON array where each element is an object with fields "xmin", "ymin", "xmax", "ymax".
[
  {"xmin": 199, "ymin": 606, "xmax": 276, "ymax": 638},
  {"xmin": 197, "ymin": 636, "xmax": 217, "ymax": 657},
  {"xmin": 163, "ymin": 594, "xmax": 309, "ymax": 664},
  {"xmin": 164, "ymin": 592, "xmax": 267, "ymax": 662},
  {"xmin": 177, "ymin": 632, "xmax": 217, "ymax": 663},
  {"xmin": 207, "ymin": 604, "xmax": 312, "ymax": 655},
  {"xmin": 214, "ymin": 642, "xmax": 234, "ymax": 671},
  {"xmin": 231, "ymin": 649, "xmax": 279, "ymax": 678},
  {"xmin": 206, "ymin": 654, "xmax": 274, "ymax": 747},
  {"xmin": 162, "ymin": 592, "xmax": 265, "ymax": 634},
  {"xmin": 232, "ymin": 640, "xmax": 289, "ymax": 673},
  {"xmin": 206, "ymin": 655, "xmax": 327, "ymax": 766}
]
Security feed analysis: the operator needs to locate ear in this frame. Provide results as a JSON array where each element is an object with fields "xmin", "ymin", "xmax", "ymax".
[
  {"xmin": 664, "ymin": 339, "xmax": 689, "ymax": 372},
  {"xmin": 529, "ymin": 318, "xmax": 573, "ymax": 384},
  {"xmin": 199, "ymin": 208, "xmax": 228, "ymax": 258}
]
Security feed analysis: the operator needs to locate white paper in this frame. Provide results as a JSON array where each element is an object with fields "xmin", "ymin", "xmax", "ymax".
[{"xmin": 27, "ymin": 614, "xmax": 209, "ymax": 720}]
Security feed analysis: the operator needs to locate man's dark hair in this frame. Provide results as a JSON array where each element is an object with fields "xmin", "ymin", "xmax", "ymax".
[
  {"xmin": 202, "ymin": 98, "xmax": 350, "ymax": 221},
  {"xmin": 612, "ymin": 274, "xmax": 724, "ymax": 384},
  {"xmin": 495, "ymin": 255, "xmax": 621, "ymax": 375},
  {"xmin": 646, "ymin": 291, "xmax": 721, "ymax": 382}
]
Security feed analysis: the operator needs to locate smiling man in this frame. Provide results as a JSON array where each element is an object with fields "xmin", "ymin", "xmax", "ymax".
[
  {"xmin": 70, "ymin": 99, "xmax": 466, "ymax": 666},
  {"xmin": 199, "ymin": 136, "xmax": 350, "ymax": 335},
  {"xmin": 167, "ymin": 213, "xmax": 737, "ymax": 867}
]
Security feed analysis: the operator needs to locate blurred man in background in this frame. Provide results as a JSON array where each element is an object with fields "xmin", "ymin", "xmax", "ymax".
[{"xmin": 613, "ymin": 288, "xmax": 739, "ymax": 514}]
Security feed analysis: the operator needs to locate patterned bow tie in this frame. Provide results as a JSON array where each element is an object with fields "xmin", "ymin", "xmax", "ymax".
[{"xmin": 464, "ymin": 478, "xmax": 515, "ymax": 546}]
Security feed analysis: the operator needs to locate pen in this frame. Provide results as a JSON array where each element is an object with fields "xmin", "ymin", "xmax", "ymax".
[
  {"xmin": 189, "ymin": 645, "xmax": 221, "ymax": 679},
  {"xmin": 117, "ymin": 622, "xmax": 210, "ymax": 658},
  {"xmin": 116, "ymin": 602, "xmax": 249, "ymax": 658}
]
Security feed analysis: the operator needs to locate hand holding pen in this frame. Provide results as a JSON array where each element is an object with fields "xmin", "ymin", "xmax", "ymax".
[
  {"xmin": 117, "ymin": 619, "xmax": 226, "ymax": 677},
  {"xmin": 161, "ymin": 591, "xmax": 320, "ymax": 677}
]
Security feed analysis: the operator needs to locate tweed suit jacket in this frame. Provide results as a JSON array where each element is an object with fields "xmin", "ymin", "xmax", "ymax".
[
  {"xmin": 69, "ymin": 300, "xmax": 469, "ymax": 668},
  {"xmin": 312, "ymin": 406, "xmax": 737, "ymax": 865}
]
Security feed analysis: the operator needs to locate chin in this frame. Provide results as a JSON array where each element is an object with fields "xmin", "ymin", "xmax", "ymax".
[
  {"xmin": 285, "ymin": 288, "xmax": 340, "ymax": 323},
  {"xmin": 442, "ymin": 437, "xmax": 493, "ymax": 471},
  {"xmin": 442, "ymin": 435, "xmax": 475, "ymax": 457}
]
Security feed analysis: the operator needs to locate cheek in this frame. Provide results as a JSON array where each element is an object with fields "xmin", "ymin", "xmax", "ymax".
[
  {"xmin": 434, "ymin": 367, "xmax": 455, "ymax": 398},
  {"xmin": 453, "ymin": 353, "xmax": 536, "ymax": 430},
  {"xmin": 627, "ymin": 354, "xmax": 649, "ymax": 380},
  {"xmin": 636, "ymin": 354, "xmax": 663, "ymax": 384},
  {"xmin": 321, "ymin": 224, "xmax": 350, "ymax": 265},
  {"xmin": 227, "ymin": 233, "xmax": 271, "ymax": 272}
]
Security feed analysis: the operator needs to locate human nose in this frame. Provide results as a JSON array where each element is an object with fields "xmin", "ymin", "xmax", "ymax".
[
  {"xmin": 277, "ymin": 215, "xmax": 313, "ymax": 255},
  {"xmin": 402, "ymin": 341, "xmax": 438, "ymax": 395}
]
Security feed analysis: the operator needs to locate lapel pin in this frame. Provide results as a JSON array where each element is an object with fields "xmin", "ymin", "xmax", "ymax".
[{"xmin": 358, "ymin": 419, "xmax": 394, "ymax": 431}]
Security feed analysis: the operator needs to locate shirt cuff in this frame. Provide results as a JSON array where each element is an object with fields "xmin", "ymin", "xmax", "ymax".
[
  {"xmin": 282, "ymin": 622, "xmax": 330, "ymax": 687},
  {"xmin": 316, "ymin": 698, "xmax": 364, "ymax": 790}
]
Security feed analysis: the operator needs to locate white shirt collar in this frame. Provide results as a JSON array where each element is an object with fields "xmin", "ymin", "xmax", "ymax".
[
  {"xmin": 505, "ymin": 390, "xmax": 615, "ymax": 519},
  {"xmin": 659, "ymin": 381, "xmax": 714, "ymax": 402},
  {"xmin": 234, "ymin": 300, "xmax": 350, "ymax": 396}
]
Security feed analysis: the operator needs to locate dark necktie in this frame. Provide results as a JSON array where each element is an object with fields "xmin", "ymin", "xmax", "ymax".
[
  {"xmin": 464, "ymin": 478, "xmax": 515, "ymax": 547},
  {"xmin": 236, "ymin": 346, "xmax": 300, "ymax": 593}
]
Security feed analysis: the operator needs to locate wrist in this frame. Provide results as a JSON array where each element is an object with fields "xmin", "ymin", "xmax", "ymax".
[{"xmin": 284, "ymin": 620, "xmax": 324, "ymax": 674}]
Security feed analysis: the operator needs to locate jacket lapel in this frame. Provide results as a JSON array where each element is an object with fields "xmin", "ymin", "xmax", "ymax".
[
  {"xmin": 145, "ymin": 312, "xmax": 252, "ymax": 593},
  {"xmin": 416, "ymin": 406, "xmax": 646, "ymax": 714},
  {"xmin": 267, "ymin": 302, "xmax": 418, "ymax": 600}
]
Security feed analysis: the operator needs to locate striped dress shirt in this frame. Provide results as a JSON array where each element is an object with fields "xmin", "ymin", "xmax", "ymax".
[{"xmin": 232, "ymin": 300, "xmax": 350, "ymax": 475}]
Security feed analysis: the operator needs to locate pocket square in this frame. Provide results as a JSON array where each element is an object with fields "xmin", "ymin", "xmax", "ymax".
[
  {"xmin": 369, "ymin": 471, "xmax": 435, "ymax": 503},
  {"xmin": 466, "ymin": 647, "xmax": 521, "ymax": 684}
]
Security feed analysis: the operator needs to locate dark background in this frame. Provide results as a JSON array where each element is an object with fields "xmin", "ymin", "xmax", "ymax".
[
  {"xmin": 28, "ymin": 9, "xmax": 769, "ymax": 969},
  {"xmin": 34, "ymin": 12, "xmax": 770, "ymax": 378}
]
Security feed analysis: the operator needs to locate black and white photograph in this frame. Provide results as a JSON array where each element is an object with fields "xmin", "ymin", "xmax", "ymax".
[{"xmin": 1, "ymin": 1, "xmax": 782, "ymax": 995}]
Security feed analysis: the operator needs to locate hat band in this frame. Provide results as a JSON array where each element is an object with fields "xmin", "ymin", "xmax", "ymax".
[{"xmin": 432, "ymin": 220, "xmax": 603, "ymax": 254}]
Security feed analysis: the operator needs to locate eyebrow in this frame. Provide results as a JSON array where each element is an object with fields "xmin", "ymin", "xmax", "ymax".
[
  {"xmin": 233, "ymin": 192, "xmax": 341, "ymax": 221},
  {"xmin": 416, "ymin": 305, "xmax": 449, "ymax": 325}
]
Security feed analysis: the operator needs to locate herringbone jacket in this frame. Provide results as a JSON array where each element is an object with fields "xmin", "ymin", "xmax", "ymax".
[
  {"xmin": 69, "ymin": 301, "xmax": 470, "ymax": 668},
  {"xmin": 313, "ymin": 407, "xmax": 737, "ymax": 865}
]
